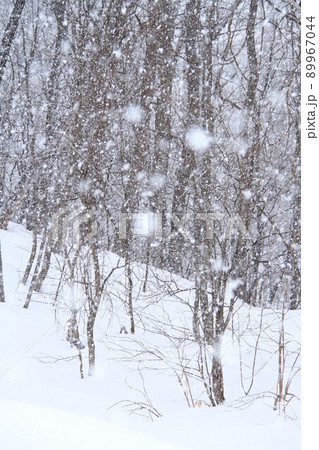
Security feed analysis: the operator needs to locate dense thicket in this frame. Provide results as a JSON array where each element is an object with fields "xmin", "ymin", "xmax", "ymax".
[{"xmin": 0, "ymin": 0, "xmax": 300, "ymax": 402}]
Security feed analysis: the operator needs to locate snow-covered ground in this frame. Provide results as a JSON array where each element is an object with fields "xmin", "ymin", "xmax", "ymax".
[
  {"xmin": 0, "ymin": 401, "xmax": 184, "ymax": 450},
  {"xmin": 0, "ymin": 224, "xmax": 301, "ymax": 449}
]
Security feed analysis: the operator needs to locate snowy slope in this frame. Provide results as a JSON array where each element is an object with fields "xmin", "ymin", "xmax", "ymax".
[
  {"xmin": 0, "ymin": 224, "xmax": 300, "ymax": 449},
  {"xmin": 0, "ymin": 401, "xmax": 184, "ymax": 450}
]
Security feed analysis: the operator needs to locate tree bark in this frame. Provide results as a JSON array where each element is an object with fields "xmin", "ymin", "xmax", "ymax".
[
  {"xmin": 22, "ymin": 227, "xmax": 38, "ymax": 285},
  {"xmin": 0, "ymin": 0, "xmax": 26, "ymax": 84},
  {"xmin": 126, "ymin": 261, "xmax": 135, "ymax": 334},
  {"xmin": 86, "ymin": 242, "xmax": 102, "ymax": 376},
  {"xmin": 212, "ymin": 338, "xmax": 225, "ymax": 405},
  {"xmin": 23, "ymin": 231, "xmax": 47, "ymax": 308}
]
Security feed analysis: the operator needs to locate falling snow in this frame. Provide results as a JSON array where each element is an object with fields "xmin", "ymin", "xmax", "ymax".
[{"xmin": 185, "ymin": 126, "xmax": 213, "ymax": 153}]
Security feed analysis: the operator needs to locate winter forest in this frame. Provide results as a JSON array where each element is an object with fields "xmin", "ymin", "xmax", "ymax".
[{"xmin": 0, "ymin": 0, "xmax": 301, "ymax": 449}]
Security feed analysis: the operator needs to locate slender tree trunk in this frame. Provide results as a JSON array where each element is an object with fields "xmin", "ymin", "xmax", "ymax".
[
  {"xmin": 23, "ymin": 231, "xmax": 47, "ymax": 308},
  {"xmin": 0, "ymin": 0, "xmax": 26, "ymax": 83},
  {"xmin": 22, "ymin": 227, "xmax": 38, "ymax": 285},
  {"xmin": 33, "ymin": 243, "xmax": 52, "ymax": 292},
  {"xmin": 86, "ymin": 241, "xmax": 102, "ymax": 376},
  {"xmin": 126, "ymin": 261, "xmax": 135, "ymax": 334},
  {"xmin": 87, "ymin": 306, "xmax": 97, "ymax": 376},
  {"xmin": 212, "ymin": 337, "xmax": 225, "ymax": 405},
  {"xmin": 142, "ymin": 245, "xmax": 150, "ymax": 293}
]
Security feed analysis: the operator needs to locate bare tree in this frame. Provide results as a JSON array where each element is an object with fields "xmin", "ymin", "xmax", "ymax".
[{"xmin": 0, "ymin": 0, "xmax": 26, "ymax": 83}]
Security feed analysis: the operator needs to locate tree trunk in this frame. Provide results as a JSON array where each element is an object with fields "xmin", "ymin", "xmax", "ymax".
[
  {"xmin": 126, "ymin": 261, "xmax": 135, "ymax": 334},
  {"xmin": 87, "ymin": 307, "xmax": 96, "ymax": 376},
  {"xmin": 33, "ymin": 243, "xmax": 52, "ymax": 292},
  {"xmin": 86, "ymin": 242, "xmax": 102, "ymax": 376},
  {"xmin": 23, "ymin": 232, "xmax": 47, "ymax": 308},
  {"xmin": 22, "ymin": 227, "xmax": 38, "ymax": 285},
  {"xmin": 0, "ymin": 0, "xmax": 26, "ymax": 83},
  {"xmin": 212, "ymin": 339, "xmax": 225, "ymax": 405}
]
